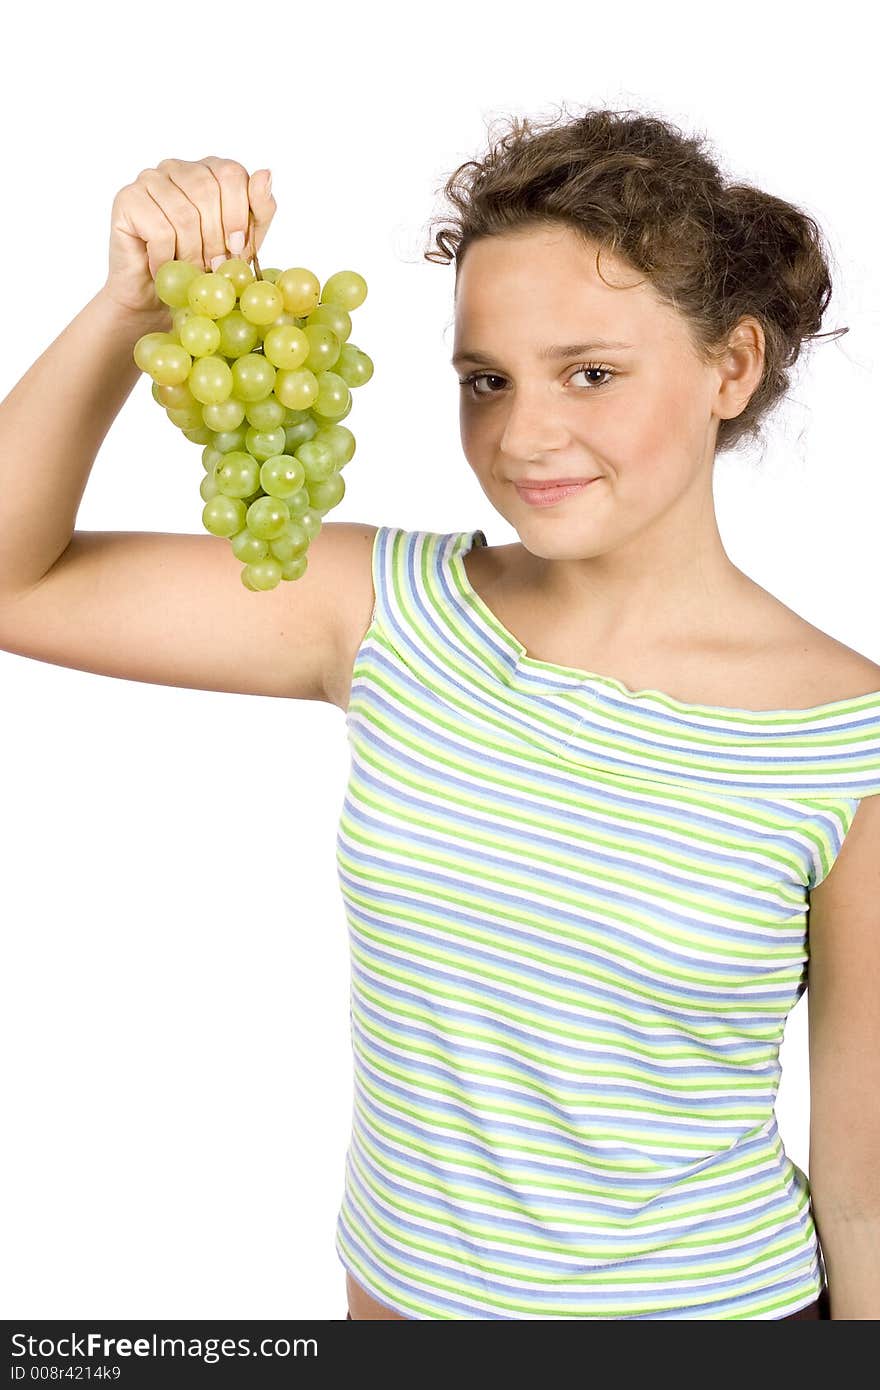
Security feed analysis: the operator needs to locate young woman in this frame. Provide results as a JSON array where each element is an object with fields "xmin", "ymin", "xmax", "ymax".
[{"xmin": 1, "ymin": 106, "xmax": 877, "ymax": 1320}]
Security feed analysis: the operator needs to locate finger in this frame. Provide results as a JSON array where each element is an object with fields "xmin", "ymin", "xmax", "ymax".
[
  {"xmin": 113, "ymin": 180, "xmax": 179, "ymax": 282},
  {"xmin": 155, "ymin": 157, "xmax": 226, "ymax": 271},
  {"xmin": 200, "ymin": 156, "xmax": 253, "ymax": 259},
  {"xmin": 243, "ymin": 168, "xmax": 275, "ymax": 263},
  {"xmin": 138, "ymin": 170, "xmax": 205, "ymax": 271}
]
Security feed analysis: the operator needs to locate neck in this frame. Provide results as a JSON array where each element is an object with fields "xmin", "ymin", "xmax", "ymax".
[{"xmin": 529, "ymin": 479, "xmax": 752, "ymax": 650}]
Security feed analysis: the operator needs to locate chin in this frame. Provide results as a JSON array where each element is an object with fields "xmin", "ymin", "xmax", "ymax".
[{"xmin": 511, "ymin": 528, "xmax": 611, "ymax": 562}]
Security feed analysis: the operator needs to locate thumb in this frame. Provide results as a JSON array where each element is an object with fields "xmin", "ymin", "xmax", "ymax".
[{"xmin": 246, "ymin": 168, "xmax": 275, "ymax": 261}]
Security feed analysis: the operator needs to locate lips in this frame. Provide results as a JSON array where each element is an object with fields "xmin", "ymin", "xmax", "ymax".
[
  {"xmin": 512, "ymin": 478, "xmax": 598, "ymax": 487},
  {"xmin": 514, "ymin": 477, "xmax": 600, "ymax": 507}
]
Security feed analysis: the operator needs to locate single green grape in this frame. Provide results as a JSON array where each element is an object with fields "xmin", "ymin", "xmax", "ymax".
[
  {"xmin": 215, "ymin": 257, "xmax": 255, "ymax": 296},
  {"xmin": 134, "ymin": 332, "xmax": 176, "ymax": 372},
  {"xmin": 231, "ymin": 354, "xmax": 276, "ymax": 402},
  {"xmin": 275, "ymin": 268, "xmax": 321, "ymax": 316},
  {"xmin": 202, "ymin": 445, "xmax": 225, "ymax": 474},
  {"xmin": 313, "ymin": 424, "xmax": 355, "ymax": 467},
  {"xmin": 179, "ymin": 314, "xmax": 222, "ymax": 357},
  {"xmin": 230, "ymin": 528, "xmax": 270, "ymax": 564},
  {"xmin": 167, "ymin": 405, "xmax": 205, "ymax": 430},
  {"xmin": 262, "ymin": 324, "xmax": 310, "ymax": 370},
  {"xmin": 216, "ymin": 310, "xmax": 260, "ymax": 358},
  {"xmin": 242, "ymin": 556, "xmax": 284, "ymax": 590},
  {"xmin": 311, "ymin": 370, "xmax": 351, "ymax": 420},
  {"xmin": 284, "ymin": 419, "xmax": 319, "ymax": 452},
  {"xmin": 203, "ymin": 397, "xmax": 247, "ymax": 431},
  {"xmin": 334, "ymin": 343, "xmax": 374, "ymax": 388},
  {"xmin": 189, "ymin": 356, "xmax": 234, "ymax": 405},
  {"xmin": 156, "ymin": 260, "xmax": 203, "ymax": 308},
  {"xmin": 284, "ymin": 486, "xmax": 312, "ymax": 517},
  {"xmin": 214, "ymin": 450, "xmax": 261, "ymax": 499},
  {"xmin": 245, "ymin": 395, "xmax": 286, "ymax": 430},
  {"xmin": 212, "ymin": 425, "xmax": 249, "ymax": 454},
  {"xmin": 306, "ymin": 301, "xmax": 351, "ymax": 343},
  {"xmin": 245, "ymin": 426, "xmax": 287, "ymax": 461},
  {"xmin": 299, "ymin": 508, "xmax": 323, "ymax": 541},
  {"xmin": 302, "ymin": 324, "xmax": 340, "ymax": 372},
  {"xmin": 273, "ymin": 367, "xmax": 319, "ymax": 411},
  {"xmin": 279, "ymin": 552, "xmax": 309, "ymax": 582},
  {"xmin": 269, "ymin": 517, "xmax": 310, "ymax": 561},
  {"xmin": 187, "ymin": 271, "xmax": 237, "ymax": 319},
  {"xmin": 308, "ymin": 472, "xmax": 346, "ymax": 514},
  {"xmin": 260, "ymin": 453, "xmax": 306, "ymax": 499},
  {"xmin": 259, "ymin": 267, "xmax": 282, "ymax": 283},
  {"xmin": 295, "ymin": 438, "xmax": 335, "ymax": 482},
  {"xmin": 239, "ymin": 281, "xmax": 285, "ymax": 326},
  {"xmin": 148, "ymin": 343, "xmax": 192, "ymax": 385},
  {"xmin": 246, "ymin": 495, "xmax": 290, "ymax": 540},
  {"xmin": 183, "ymin": 426, "xmax": 213, "ymax": 445},
  {"xmin": 156, "ymin": 380, "xmax": 198, "ymax": 410},
  {"xmin": 203, "ymin": 493, "xmax": 247, "ymax": 537},
  {"xmin": 172, "ymin": 305, "xmax": 196, "ymax": 337},
  {"xmin": 200, "ymin": 471, "xmax": 220, "ymax": 503},
  {"xmin": 320, "ymin": 270, "xmax": 368, "ymax": 311}
]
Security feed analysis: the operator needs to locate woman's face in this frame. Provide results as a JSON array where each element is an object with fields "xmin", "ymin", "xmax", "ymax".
[{"xmin": 451, "ymin": 223, "xmax": 749, "ymax": 564}]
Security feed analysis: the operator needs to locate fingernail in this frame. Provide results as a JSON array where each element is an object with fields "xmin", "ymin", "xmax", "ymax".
[
  {"xmin": 210, "ymin": 254, "xmax": 226, "ymax": 271},
  {"xmin": 227, "ymin": 230, "xmax": 245, "ymax": 255},
  {"xmin": 265, "ymin": 171, "xmax": 272, "ymax": 197}
]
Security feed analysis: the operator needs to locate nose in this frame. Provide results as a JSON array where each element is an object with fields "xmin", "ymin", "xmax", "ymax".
[{"xmin": 493, "ymin": 385, "xmax": 572, "ymax": 460}]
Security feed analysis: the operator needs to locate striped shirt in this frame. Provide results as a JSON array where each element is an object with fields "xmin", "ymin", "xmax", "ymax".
[{"xmin": 333, "ymin": 525, "xmax": 880, "ymax": 1319}]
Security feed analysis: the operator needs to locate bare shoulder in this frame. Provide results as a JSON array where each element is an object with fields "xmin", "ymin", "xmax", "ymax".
[
  {"xmin": 763, "ymin": 596, "xmax": 880, "ymax": 705},
  {"xmin": 815, "ymin": 642, "xmax": 880, "ymax": 701}
]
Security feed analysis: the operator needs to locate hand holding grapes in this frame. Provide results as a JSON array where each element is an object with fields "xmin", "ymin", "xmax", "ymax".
[
  {"xmin": 125, "ymin": 161, "xmax": 373, "ymax": 593},
  {"xmin": 104, "ymin": 157, "xmax": 275, "ymax": 318}
]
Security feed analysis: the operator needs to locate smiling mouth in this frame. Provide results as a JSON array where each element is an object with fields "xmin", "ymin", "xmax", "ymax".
[
  {"xmin": 512, "ymin": 478, "xmax": 600, "ymax": 488},
  {"xmin": 511, "ymin": 478, "xmax": 600, "ymax": 489}
]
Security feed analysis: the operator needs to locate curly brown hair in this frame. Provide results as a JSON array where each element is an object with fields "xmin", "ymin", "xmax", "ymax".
[{"xmin": 424, "ymin": 103, "xmax": 848, "ymax": 456}]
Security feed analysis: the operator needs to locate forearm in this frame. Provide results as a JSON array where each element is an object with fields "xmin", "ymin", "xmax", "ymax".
[
  {"xmin": 0, "ymin": 286, "xmax": 169, "ymax": 594},
  {"xmin": 816, "ymin": 1212, "xmax": 880, "ymax": 1319}
]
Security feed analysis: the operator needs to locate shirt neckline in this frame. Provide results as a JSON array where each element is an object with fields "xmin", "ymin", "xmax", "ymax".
[{"xmin": 448, "ymin": 529, "xmax": 880, "ymax": 725}]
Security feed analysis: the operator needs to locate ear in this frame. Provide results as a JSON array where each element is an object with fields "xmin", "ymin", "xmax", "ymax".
[{"xmin": 715, "ymin": 316, "xmax": 766, "ymax": 420}]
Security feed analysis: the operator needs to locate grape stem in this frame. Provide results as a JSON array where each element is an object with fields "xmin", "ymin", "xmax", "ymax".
[{"xmin": 247, "ymin": 207, "xmax": 263, "ymax": 280}]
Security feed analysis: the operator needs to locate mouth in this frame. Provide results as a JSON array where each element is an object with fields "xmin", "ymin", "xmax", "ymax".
[
  {"xmin": 513, "ymin": 477, "xmax": 601, "ymax": 506},
  {"xmin": 512, "ymin": 477, "xmax": 599, "ymax": 486}
]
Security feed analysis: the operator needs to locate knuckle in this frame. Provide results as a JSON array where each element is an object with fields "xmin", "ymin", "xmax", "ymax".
[
  {"xmin": 203, "ymin": 155, "xmax": 246, "ymax": 179},
  {"xmin": 188, "ymin": 168, "xmax": 220, "ymax": 203},
  {"xmin": 219, "ymin": 158, "xmax": 248, "ymax": 180}
]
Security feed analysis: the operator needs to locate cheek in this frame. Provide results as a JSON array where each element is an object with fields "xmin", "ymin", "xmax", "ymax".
[
  {"xmin": 609, "ymin": 388, "xmax": 699, "ymax": 494},
  {"xmin": 459, "ymin": 404, "xmax": 489, "ymax": 459}
]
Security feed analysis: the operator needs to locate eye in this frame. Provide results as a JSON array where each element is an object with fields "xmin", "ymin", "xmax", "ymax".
[{"xmin": 458, "ymin": 362, "xmax": 617, "ymax": 398}]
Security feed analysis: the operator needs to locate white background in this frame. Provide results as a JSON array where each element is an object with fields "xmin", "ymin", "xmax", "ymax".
[{"xmin": 1, "ymin": 0, "xmax": 877, "ymax": 1320}]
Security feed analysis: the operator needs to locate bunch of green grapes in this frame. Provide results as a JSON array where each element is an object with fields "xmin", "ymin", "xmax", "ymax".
[{"xmin": 133, "ymin": 258, "xmax": 372, "ymax": 591}]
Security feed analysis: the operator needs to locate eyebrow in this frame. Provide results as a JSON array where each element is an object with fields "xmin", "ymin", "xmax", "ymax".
[{"xmin": 451, "ymin": 340, "xmax": 634, "ymax": 367}]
